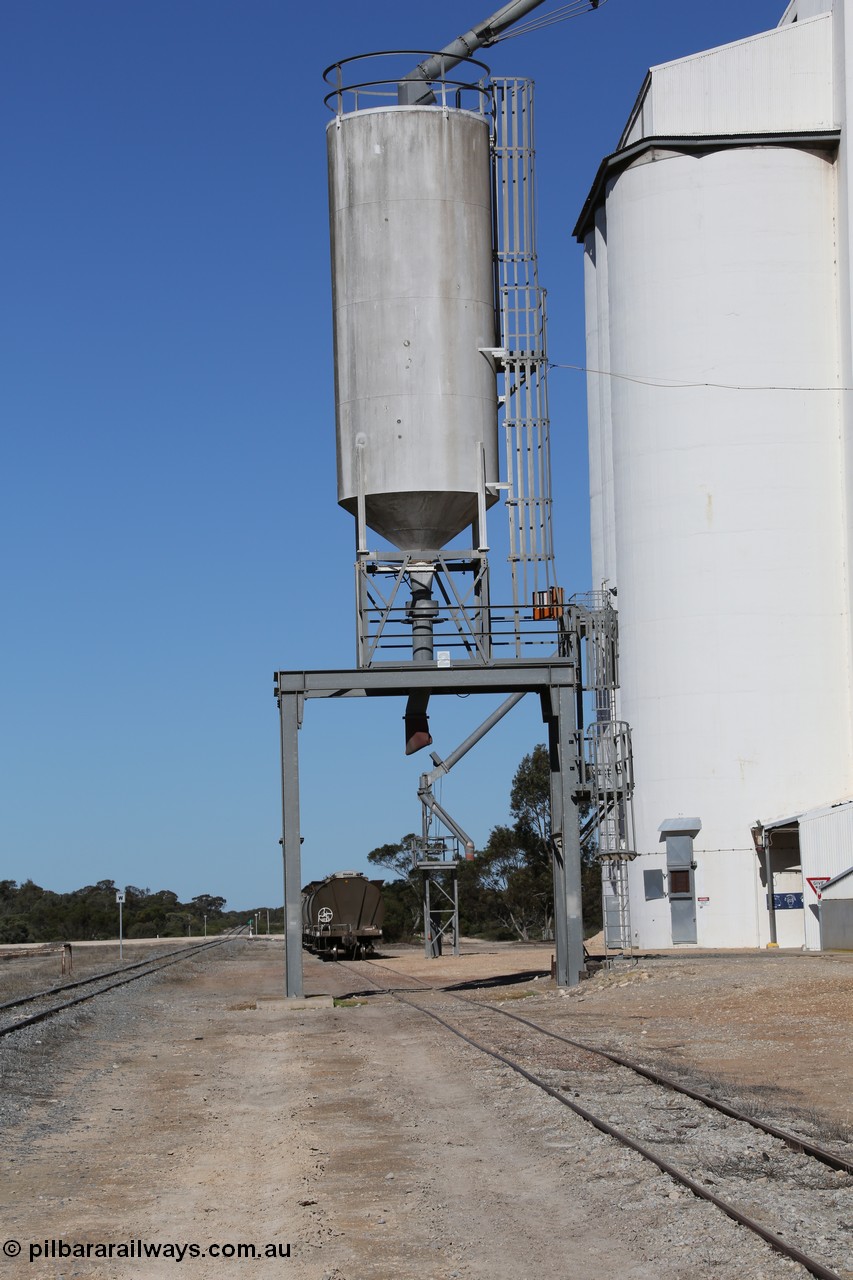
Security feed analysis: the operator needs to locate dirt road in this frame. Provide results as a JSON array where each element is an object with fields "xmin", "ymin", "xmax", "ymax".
[{"xmin": 2, "ymin": 940, "xmax": 852, "ymax": 1279}]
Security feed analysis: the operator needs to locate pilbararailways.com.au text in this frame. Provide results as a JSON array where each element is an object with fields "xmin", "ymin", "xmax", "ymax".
[{"xmin": 9, "ymin": 1239, "xmax": 292, "ymax": 1263}]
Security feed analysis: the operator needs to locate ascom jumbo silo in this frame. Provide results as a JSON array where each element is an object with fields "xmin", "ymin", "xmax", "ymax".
[
  {"xmin": 327, "ymin": 101, "xmax": 499, "ymax": 556},
  {"xmin": 575, "ymin": 8, "xmax": 853, "ymax": 949}
]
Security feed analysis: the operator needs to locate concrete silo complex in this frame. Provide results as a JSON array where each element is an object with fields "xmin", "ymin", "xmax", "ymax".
[{"xmin": 575, "ymin": 0, "xmax": 853, "ymax": 949}]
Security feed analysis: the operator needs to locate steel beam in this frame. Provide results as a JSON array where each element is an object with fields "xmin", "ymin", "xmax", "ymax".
[
  {"xmin": 547, "ymin": 682, "xmax": 585, "ymax": 987},
  {"xmin": 275, "ymin": 662, "xmax": 574, "ymax": 698},
  {"xmin": 278, "ymin": 690, "xmax": 304, "ymax": 998}
]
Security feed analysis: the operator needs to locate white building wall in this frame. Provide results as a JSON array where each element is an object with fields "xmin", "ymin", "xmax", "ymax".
[
  {"xmin": 584, "ymin": 210, "xmax": 617, "ymax": 590},
  {"xmin": 585, "ymin": 140, "xmax": 851, "ymax": 948},
  {"xmin": 577, "ymin": 0, "xmax": 853, "ymax": 948},
  {"xmin": 831, "ymin": 2, "xmax": 853, "ymax": 775},
  {"xmin": 621, "ymin": 16, "xmax": 833, "ymax": 147},
  {"xmin": 799, "ymin": 801, "xmax": 853, "ymax": 946}
]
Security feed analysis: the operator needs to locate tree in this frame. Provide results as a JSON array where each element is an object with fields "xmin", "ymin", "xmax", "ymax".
[
  {"xmin": 509, "ymin": 744, "xmax": 552, "ymax": 851},
  {"xmin": 366, "ymin": 837, "xmax": 416, "ymax": 882},
  {"xmin": 367, "ymin": 835, "xmax": 422, "ymax": 936},
  {"xmin": 479, "ymin": 824, "xmax": 551, "ymax": 941},
  {"xmin": 480, "ymin": 743, "xmax": 602, "ymax": 941},
  {"xmin": 191, "ymin": 894, "xmax": 226, "ymax": 917},
  {"xmin": 475, "ymin": 745, "xmax": 554, "ymax": 941}
]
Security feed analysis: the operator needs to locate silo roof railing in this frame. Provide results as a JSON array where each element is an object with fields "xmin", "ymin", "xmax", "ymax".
[{"xmin": 323, "ymin": 51, "xmax": 492, "ymax": 116}]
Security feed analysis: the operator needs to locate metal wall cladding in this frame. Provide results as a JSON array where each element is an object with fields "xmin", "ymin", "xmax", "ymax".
[
  {"xmin": 327, "ymin": 106, "xmax": 498, "ymax": 554},
  {"xmin": 621, "ymin": 14, "xmax": 833, "ymax": 148},
  {"xmin": 820, "ymin": 900, "xmax": 853, "ymax": 949},
  {"xmin": 799, "ymin": 805, "xmax": 853, "ymax": 948}
]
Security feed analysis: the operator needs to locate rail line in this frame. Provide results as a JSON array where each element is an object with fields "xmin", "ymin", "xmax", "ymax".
[
  {"xmin": 0, "ymin": 932, "xmax": 246, "ymax": 1038},
  {"xmin": 339, "ymin": 958, "xmax": 851, "ymax": 1280}
]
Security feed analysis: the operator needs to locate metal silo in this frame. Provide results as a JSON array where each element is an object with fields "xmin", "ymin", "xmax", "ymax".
[
  {"xmin": 327, "ymin": 94, "xmax": 498, "ymax": 556},
  {"xmin": 278, "ymin": 1, "xmax": 616, "ymax": 999}
]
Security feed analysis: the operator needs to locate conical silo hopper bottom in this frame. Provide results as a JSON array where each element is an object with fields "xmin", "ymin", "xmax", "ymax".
[{"xmin": 341, "ymin": 491, "xmax": 484, "ymax": 557}]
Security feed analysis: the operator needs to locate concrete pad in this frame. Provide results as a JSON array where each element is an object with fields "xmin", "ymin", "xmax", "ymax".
[{"xmin": 255, "ymin": 994, "xmax": 335, "ymax": 1011}]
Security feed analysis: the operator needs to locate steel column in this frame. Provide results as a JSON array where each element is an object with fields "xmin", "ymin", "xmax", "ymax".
[
  {"xmin": 279, "ymin": 690, "xmax": 304, "ymax": 997},
  {"xmin": 549, "ymin": 682, "xmax": 585, "ymax": 987},
  {"xmin": 424, "ymin": 873, "xmax": 434, "ymax": 958}
]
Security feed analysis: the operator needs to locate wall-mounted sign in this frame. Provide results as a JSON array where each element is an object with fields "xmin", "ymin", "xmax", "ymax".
[{"xmin": 772, "ymin": 892, "xmax": 804, "ymax": 911}]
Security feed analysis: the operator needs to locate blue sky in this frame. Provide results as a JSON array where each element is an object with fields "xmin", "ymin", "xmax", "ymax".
[{"xmin": 2, "ymin": 1, "xmax": 784, "ymax": 911}]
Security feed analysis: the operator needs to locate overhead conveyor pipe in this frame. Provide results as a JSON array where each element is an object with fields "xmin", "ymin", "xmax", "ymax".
[
  {"xmin": 417, "ymin": 691, "xmax": 527, "ymax": 859},
  {"xmin": 397, "ymin": 0, "xmax": 550, "ymax": 103},
  {"xmin": 422, "ymin": 691, "xmax": 527, "ymax": 789}
]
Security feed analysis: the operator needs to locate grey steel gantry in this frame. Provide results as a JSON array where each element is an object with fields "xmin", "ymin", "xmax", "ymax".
[{"xmin": 275, "ymin": 661, "xmax": 586, "ymax": 997}]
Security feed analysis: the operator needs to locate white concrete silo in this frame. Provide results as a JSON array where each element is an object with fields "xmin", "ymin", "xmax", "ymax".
[{"xmin": 577, "ymin": 10, "xmax": 853, "ymax": 948}]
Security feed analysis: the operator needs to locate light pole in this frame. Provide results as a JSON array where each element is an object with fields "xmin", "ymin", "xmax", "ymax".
[
  {"xmin": 115, "ymin": 890, "xmax": 125, "ymax": 960},
  {"xmin": 204, "ymin": 914, "xmax": 207, "ymax": 937}
]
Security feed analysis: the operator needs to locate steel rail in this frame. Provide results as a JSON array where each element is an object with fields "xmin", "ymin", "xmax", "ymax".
[
  {"xmin": 339, "ymin": 957, "xmax": 849, "ymax": 1278},
  {"xmin": 389, "ymin": 987, "xmax": 844, "ymax": 1280},
  {"xmin": 473, "ymin": 999, "xmax": 853, "ymax": 1177},
  {"xmin": 0, "ymin": 933, "xmax": 245, "ymax": 1038},
  {"xmin": 352, "ymin": 957, "xmax": 853, "ymax": 1176},
  {"xmin": 0, "ymin": 936, "xmax": 239, "ymax": 1013}
]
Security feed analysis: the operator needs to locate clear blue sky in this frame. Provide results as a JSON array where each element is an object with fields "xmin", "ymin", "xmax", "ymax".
[{"xmin": 2, "ymin": 1, "xmax": 784, "ymax": 911}]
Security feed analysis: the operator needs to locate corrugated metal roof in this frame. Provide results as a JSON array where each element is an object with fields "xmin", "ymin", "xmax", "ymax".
[{"xmin": 620, "ymin": 14, "xmax": 833, "ymax": 148}]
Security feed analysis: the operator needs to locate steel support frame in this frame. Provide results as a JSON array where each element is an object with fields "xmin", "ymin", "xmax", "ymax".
[
  {"xmin": 279, "ymin": 688, "xmax": 304, "ymax": 997},
  {"xmin": 354, "ymin": 548, "xmax": 492, "ymax": 669},
  {"xmin": 275, "ymin": 660, "xmax": 585, "ymax": 996},
  {"xmin": 544, "ymin": 681, "xmax": 585, "ymax": 988},
  {"xmin": 421, "ymin": 863, "xmax": 460, "ymax": 958}
]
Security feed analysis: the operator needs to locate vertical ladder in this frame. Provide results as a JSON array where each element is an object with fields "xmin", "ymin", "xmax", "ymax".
[
  {"xmin": 574, "ymin": 595, "xmax": 636, "ymax": 959},
  {"xmin": 493, "ymin": 79, "xmax": 557, "ymax": 644},
  {"xmin": 587, "ymin": 722, "xmax": 636, "ymax": 958}
]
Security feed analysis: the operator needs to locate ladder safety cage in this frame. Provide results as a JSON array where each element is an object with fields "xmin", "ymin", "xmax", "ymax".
[
  {"xmin": 492, "ymin": 78, "xmax": 557, "ymax": 647},
  {"xmin": 570, "ymin": 592, "xmax": 637, "ymax": 959}
]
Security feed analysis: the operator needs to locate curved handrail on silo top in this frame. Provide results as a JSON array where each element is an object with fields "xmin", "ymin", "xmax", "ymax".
[{"xmin": 322, "ymin": 51, "xmax": 492, "ymax": 117}]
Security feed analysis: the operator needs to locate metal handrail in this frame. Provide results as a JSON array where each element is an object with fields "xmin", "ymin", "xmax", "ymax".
[{"xmin": 322, "ymin": 50, "xmax": 492, "ymax": 115}]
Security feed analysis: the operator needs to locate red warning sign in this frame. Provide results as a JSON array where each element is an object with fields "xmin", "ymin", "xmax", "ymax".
[{"xmin": 806, "ymin": 877, "xmax": 831, "ymax": 898}]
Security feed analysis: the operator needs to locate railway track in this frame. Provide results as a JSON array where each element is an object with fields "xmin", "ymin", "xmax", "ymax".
[
  {"xmin": 339, "ymin": 958, "xmax": 853, "ymax": 1280},
  {"xmin": 0, "ymin": 932, "xmax": 246, "ymax": 1038}
]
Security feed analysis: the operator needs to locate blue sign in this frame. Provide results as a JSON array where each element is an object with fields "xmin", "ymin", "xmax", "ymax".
[{"xmin": 772, "ymin": 892, "xmax": 804, "ymax": 911}]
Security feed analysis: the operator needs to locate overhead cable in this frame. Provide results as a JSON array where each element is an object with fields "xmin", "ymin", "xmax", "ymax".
[{"xmin": 549, "ymin": 361, "xmax": 852, "ymax": 392}]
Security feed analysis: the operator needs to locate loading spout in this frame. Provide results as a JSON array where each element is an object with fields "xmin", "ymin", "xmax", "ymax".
[{"xmin": 397, "ymin": 0, "xmax": 549, "ymax": 104}]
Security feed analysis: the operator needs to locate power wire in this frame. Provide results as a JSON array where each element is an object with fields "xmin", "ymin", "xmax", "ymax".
[{"xmin": 549, "ymin": 361, "xmax": 852, "ymax": 392}]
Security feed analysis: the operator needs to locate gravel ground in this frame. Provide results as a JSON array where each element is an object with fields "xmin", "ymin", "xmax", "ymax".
[
  {"xmin": 0, "ymin": 938, "xmax": 204, "ymax": 1003},
  {"xmin": 1, "ymin": 939, "xmax": 852, "ymax": 1280}
]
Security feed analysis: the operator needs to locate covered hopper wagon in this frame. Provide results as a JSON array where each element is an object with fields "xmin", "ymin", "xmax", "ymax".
[{"xmin": 301, "ymin": 871, "xmax": 384, "ymax": 959}]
